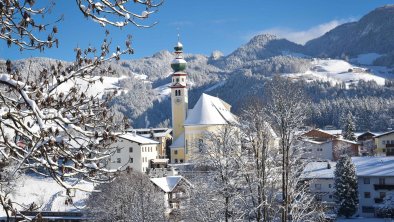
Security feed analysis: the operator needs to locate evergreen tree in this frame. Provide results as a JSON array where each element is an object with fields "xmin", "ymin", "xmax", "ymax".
[
  {"xmin": 342, "ymin": 112, "xmax": 357, "ymax": 141},
  {"xmin": 334, "ymin": 155, "xmax": 359, "ymax": 218}
]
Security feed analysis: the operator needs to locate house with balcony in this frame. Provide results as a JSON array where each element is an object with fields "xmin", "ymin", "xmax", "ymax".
[
  {"xmin": 300, "ymin": 128, "xmax": 360, "ymax": 160},
  {"xmin": 302, "ymin": 157, "xmax": 394, "ymax": 217},
  {"xmin": 150, "ymin": 175, "xmax": 193, "ymax": 219},
  {"xmin": 374, "ymin": 130, "xmax": 394, "ymax": 156}
]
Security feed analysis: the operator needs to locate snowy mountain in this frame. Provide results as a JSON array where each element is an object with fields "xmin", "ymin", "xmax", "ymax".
[
  {"xmin": 2, "ymin": 5, "xmax": 394, "ymax": 129},
  {"xmin": 305, "ymin": 5, "xmax": 394, "ymax": 64}
]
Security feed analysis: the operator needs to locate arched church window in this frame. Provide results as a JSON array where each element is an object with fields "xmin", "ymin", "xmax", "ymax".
[
  {"xmin": 178, "ymin": 90, "xmax": 181, "ymax": 96},
  {"xmin": 176, "ymin": 78, "xmax": 179, "ymax": 83}
]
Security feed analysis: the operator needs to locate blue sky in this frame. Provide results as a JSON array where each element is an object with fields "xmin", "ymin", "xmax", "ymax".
[{"xmin": 1, "ymin": 0, "xmax": 393, "ymax": 61}]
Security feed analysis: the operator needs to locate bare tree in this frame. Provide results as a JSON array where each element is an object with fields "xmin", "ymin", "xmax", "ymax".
[
  {"xmin": 86, "ymin": 170, "xmax": 166, "ymax": 222},
  {"xmin": 0, "ymin": 1, "xmax": 163, "ymax": 220},
  {"xmin": 239, "ymin": 99, "xmax": 282, "ymax": 221},
  {"xmin": 264, "ymin": 75, "xmax": 310, "ymax": 222},
  {"xmin": 184, "ymin": 125, "xmax": 243, "ymax": 222},
  {"xmin": 0, "ymin": 0, "xmax": 162, "ymax": 51}
]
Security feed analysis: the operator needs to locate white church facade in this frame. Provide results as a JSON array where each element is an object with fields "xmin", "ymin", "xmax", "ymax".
[{"xmin": 168, "ymin": 41, "xmax": 238, "ymax": 163}]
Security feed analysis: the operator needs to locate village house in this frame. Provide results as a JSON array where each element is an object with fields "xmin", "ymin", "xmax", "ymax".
[
  {"xmin": 108, "ymin": 132, "xmax": 159, "ymax": 173},
  {"xmin": 302, "ymin": 157, "xmax": 394, "ymax": 217},
  {"xmin": 150, "ymin": 176, "xmax": 193, "ymax": 219},
  {"xmin": 128, "ymin": 128, "xmax": 173, "ymax": 158},
  {"xmin": 301, "ymin": 128, "xmax": 360, "ymax": 161},
  {"xmin": 374, "ymin": 130, "xmax": 394, "ymax": 156}
]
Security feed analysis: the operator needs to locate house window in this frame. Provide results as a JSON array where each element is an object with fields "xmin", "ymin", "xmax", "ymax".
[
  {"xmin": 392, "ymin": 140, "xmax": 394, "ymax": 144},
  {"xmin": 174, "ymin": 150, "xmax": 178, "ymax": 155},
  {"xmin": 130, "ymin": 158, "xmax": 133, "ymax": 163},
  {"xmin": 117, "ymin": 148, "xmax": 121, "ymax": 153},
  {"xmin": 315, "ymin": 184, "xmax": 321, "ymax": 190},
  {"xmin": 317, "ymin": 148, "xmax": 323, "ymax": 151},
  {"xmin": 380, "ymin": 192, "xmax": 386, "ymax": 199},
  {"xmin": 175, "ymin": 159, "xmax": 178, "ymax": 163},
  {"xmin": 383, "ymin": 140, "xmax": 386, "ymax": 145},
  {"xmin": 129, "ymin": 147, "xmax": 133, "ymax": 153},
  {"xmin": 182, "ymin": 78, "xmax": 184, "ymax": 82},
  {"xmin": 315, "ymin": 195, "xmax": 322, "ymax": 201},
  {"xmin": 364, "ymin": 178, "xmax": 370, "ymax": 184},
  {"xmin": 329, "ymin": 195, "xmax": 333, "ymax": 199},
  {"xmin": 117, "ymin": 158, "xmax": 121, "ymax": 163},
  {"xmin": 328, "ymin": 184, "xmax": 332, "ymax": 188},
  {"xmin": 180, "ymin": 159, "xmax": 184, "ymax": 163},
  {"xmin": 364, "ymin": 192, "xmax": 371, "ymax": 198},
  {"xmin": 383, "ymin": 149, "xmax": 386, "ymax": 153},
  {"xmin": 379, "ymin": 178, "xmax": 386, "ymax": 185},
  {"xmin": 176, "ymin": 78, "xmax": 179, "ymax": 83}
]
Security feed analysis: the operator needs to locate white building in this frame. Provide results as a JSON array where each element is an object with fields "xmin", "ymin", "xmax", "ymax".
[
  {"xmin": 108, "ymin": 132, "xmax": 159, "ymax": 173},
  {"xmin": 301, "ymin": 139, "xmax": 334, "ymax": 161},
  {"xmin": 302, "ymin": 161, "xmax": 336, "ymax": 204},
  {"xmin": 302, "ymin": 157, "xmax": 394, "ymax": 217},
  {"xmin": 353, "ymin": 157, "xmax": 394, "ymax": 217}
]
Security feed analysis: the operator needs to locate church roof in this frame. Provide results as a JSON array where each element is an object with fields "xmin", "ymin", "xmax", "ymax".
[{"xmin": 184, "ymin": 93, "xmax": 237, "ymax": 126}]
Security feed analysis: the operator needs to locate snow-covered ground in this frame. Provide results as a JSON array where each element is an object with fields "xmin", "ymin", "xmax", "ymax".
[
  {"xmin": 285, "ymin": 58, "xmax": 388, "ymax": 87},
  {"xmin": 0, "ymin": 174, "xmax": 94, "ymax": 216}
]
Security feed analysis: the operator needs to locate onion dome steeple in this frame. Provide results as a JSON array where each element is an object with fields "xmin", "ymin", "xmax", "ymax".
[{"xmin": 171, "ymin": 39, "xmax": 187, "ymax": 72}]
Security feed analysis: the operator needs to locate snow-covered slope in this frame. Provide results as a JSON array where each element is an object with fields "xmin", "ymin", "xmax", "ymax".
[
  {"xmin": 1, "ymin": 174, "xmax": 94, "ymax": 216},
  {"xmin": 284, "ymin": 59, "xmax": 386, "ymax": 86}
]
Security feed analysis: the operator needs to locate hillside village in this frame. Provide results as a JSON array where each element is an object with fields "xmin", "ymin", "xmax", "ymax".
[{"xmin": 1, "ymin": 1, "xmax": 394, "ymax": 222}]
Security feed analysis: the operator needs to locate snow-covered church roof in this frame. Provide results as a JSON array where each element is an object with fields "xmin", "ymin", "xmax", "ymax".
[{"xmin": 184, "ymin": 93, "xmax": 237, "ymax": 126}]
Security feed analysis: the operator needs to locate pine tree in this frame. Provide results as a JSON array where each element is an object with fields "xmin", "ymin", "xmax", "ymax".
[
  {"xmin": 343, "ymin": 112, "xmax": 356, "ymax": 141},
  {"xmin": 334, "ymin": 155, "xmax": 359, "ymax": 218}
]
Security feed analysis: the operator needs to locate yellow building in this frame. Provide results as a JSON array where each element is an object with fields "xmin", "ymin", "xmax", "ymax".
[
  {"xmin": 169, "ymin": 42, "xmax": 237, "ymax": 163},
  {"xmin": 374, "ymin": 130, "xmax": 394, "ymax": 156}
]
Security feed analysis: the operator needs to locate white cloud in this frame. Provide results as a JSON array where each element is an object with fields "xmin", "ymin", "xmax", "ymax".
[{"xmin": 249, "ymin": 18, "xmax": 357, "ymax": 45}]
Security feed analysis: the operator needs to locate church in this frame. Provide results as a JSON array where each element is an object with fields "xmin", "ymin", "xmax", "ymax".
[{"xmin": 169, "ymin": 41, "xmax": 238, "ymax": 164}]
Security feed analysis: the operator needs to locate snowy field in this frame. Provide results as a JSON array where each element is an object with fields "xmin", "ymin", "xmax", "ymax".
[
  {"xmin": 0, "ymin": 174, "xmax": 94, "ymax": 216},
  {"xmin": 285, "ymin": 58, "xmax": 387, "ymax": 87}
]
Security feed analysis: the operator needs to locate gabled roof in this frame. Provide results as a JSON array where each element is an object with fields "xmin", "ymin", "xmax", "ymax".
[
  {"xmin": 184, "ymin": 93, "xmax": 237, "ymax": 126},
  {"xmin": 118, "ymin": 133, "xmax": 159, "ymax": 145},
  {"xmin": 374, "ymin": 130, "xmax": 394, "ymax": 138},
  {"xmin": 150, "ymin": 176, "xmax": 192, "ymax": 193},
  {"xmin": 301, "ymin": 161, "xmax": 336, "ymax": 179}
]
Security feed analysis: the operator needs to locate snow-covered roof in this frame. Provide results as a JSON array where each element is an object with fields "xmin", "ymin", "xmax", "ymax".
[
  {"xmin": 170, "ymin": 133, "xmax": 185, "ymax": 148},
  {"xmin": 302, "ymin": 157, "xmax": 394, "ymax": 179},
  {"xmin": 184, "ymin": 93, "xmax": 237, "ymax": 126},
  {"xmin": 321, "ymin": 129, "xmax": 342, "ymax": 135},
  {"xmin": 118, "ymin": 133, "xmax": 159, "ymax": 145},
  {"xmin": 302, "ymin": 161, "xmax": 336, "ymax": 179},
  {"xmin": 352, "ymin": 157, "xmax": 394, "ymax": 177},
  {"xmin": 301, "ymin": 138, "xmax": 332, "ymax": 145},
  {"xmin": 374, "ymin": 130, "xmax": 394, "ymax": 138},
  {"xmin": 150, "ymin": 176, "xmax": 191, "ymax": 193}
]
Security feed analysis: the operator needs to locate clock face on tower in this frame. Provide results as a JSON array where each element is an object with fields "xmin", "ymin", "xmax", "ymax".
[{"xmin": 175, "ymin": 98, "xmax": 181, "ymax": 104}]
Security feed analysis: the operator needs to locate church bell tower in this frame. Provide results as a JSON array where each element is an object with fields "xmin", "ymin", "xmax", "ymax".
[{"xmin": 170, "ymin": 40, "xmax": 188, "ymax": 140}]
